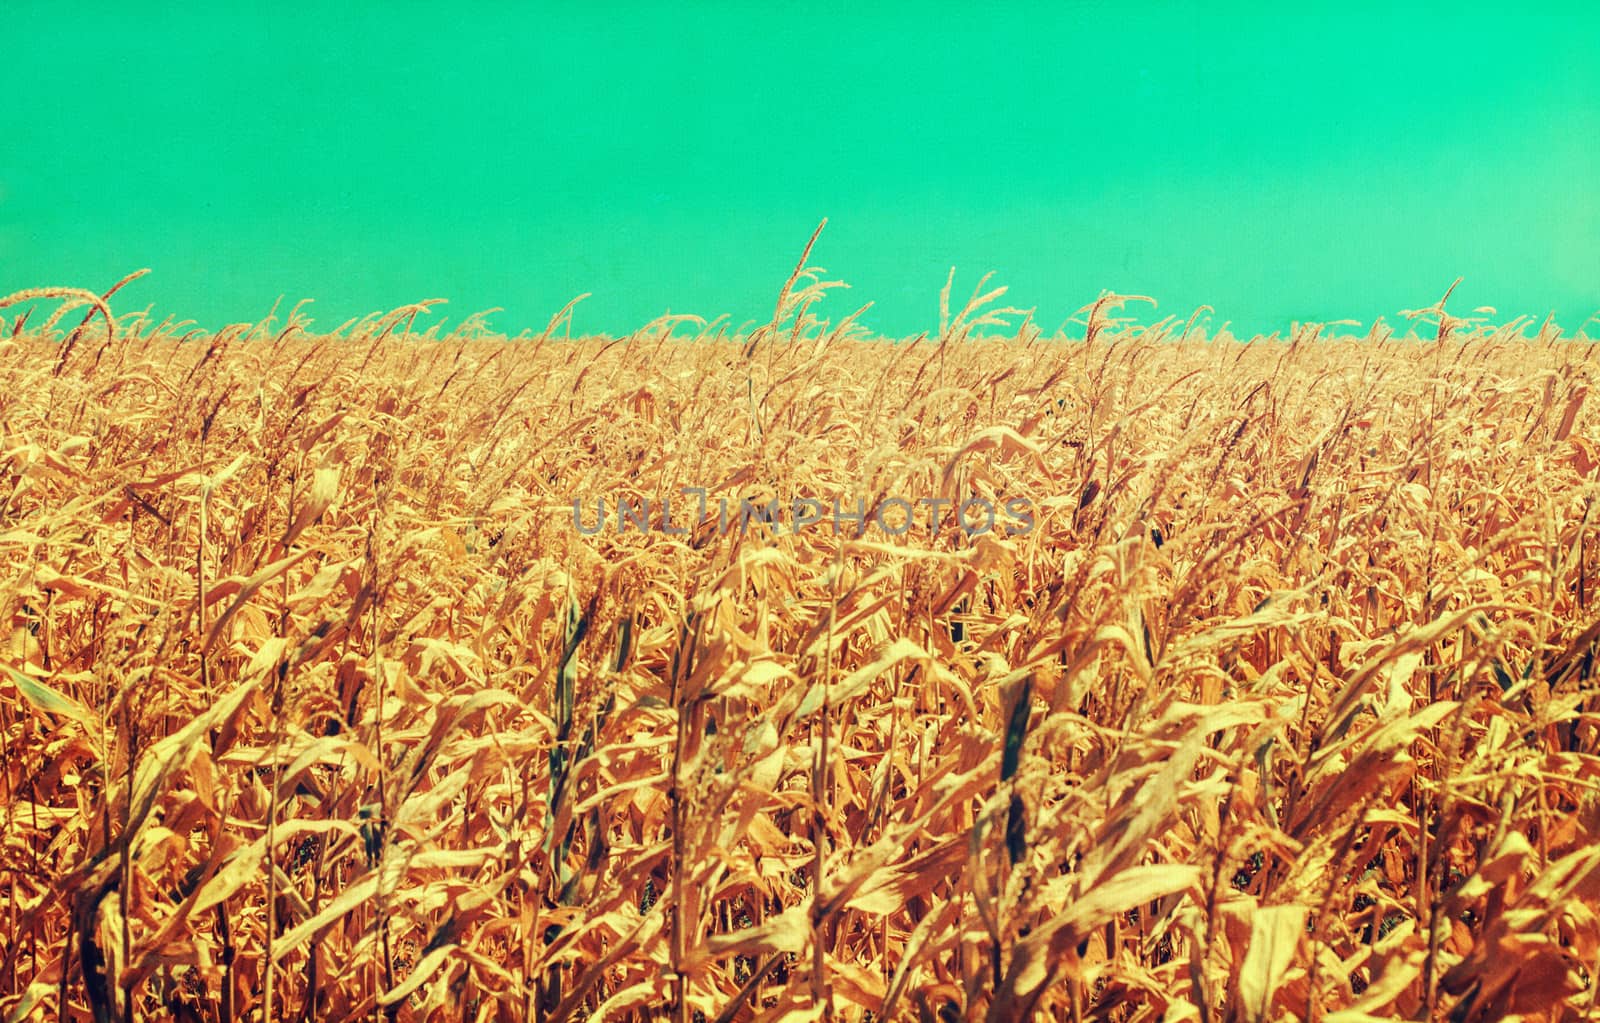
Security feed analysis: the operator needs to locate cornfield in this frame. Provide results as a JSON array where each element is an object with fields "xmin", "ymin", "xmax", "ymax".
[{"xmin": 4, "ymin": 247, "xmax": 1600, "ymax": 1022}]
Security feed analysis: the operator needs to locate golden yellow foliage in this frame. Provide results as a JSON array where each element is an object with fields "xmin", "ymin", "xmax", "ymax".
[{"xmin": 3, "ymin": 264, "xmax": 1600, "ymax": 1022}]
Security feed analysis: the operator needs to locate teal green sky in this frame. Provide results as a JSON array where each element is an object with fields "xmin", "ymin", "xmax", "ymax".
[{"xmin": 3, "ymin": 3, "xmax": 1597, "ymax": 339}]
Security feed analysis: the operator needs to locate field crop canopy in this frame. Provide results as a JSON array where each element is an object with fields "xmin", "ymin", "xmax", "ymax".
[{"xmin": 4, "ymin": 263, "xmax": 1600, "ymax": 1022}]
